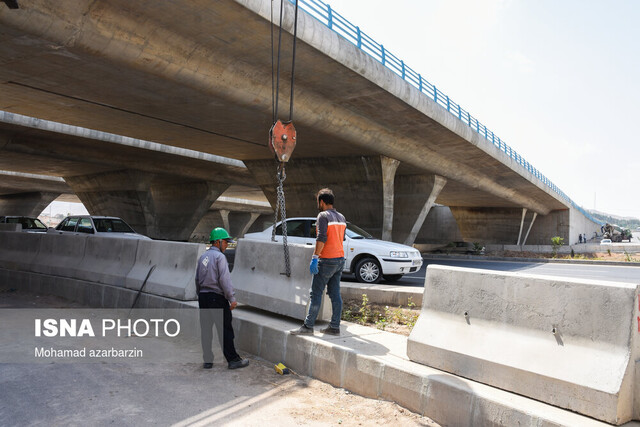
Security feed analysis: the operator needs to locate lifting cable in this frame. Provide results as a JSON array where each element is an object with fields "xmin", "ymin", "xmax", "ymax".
[{"xmin": 270, "ymin": 0, "xmax": 299, "ymax": 277}]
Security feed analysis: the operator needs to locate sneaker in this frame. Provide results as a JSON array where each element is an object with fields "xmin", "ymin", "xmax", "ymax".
[
  {"xmin": 203, "ymin": 362, "xmax": 213, "ymax": 369},
  {"xmin": 290, "ymin": 324, "xmax": 314, "ymax": 335},
  {"xmin": 321, "ymin": 326, "xmax": 340, "ymax": 336},
  {"xmin": 228, "ymin": 358, "xmax": 249, "ymax": 370}
]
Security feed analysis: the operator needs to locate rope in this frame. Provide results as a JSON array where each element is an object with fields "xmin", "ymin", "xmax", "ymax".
[{"xmin": 269, "ymin": 0, "xmax": 299, "ymax": 277}]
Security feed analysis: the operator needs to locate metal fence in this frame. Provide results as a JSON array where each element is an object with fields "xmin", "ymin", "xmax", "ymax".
[{"xmin": 289, "ymin": 0, "xmax": 601, "ymax": 225}]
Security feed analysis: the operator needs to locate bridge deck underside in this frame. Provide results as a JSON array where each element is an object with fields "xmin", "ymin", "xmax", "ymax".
[{"xmin": 0, "ymin": 0, "xmax": 566, "ymax": 213}]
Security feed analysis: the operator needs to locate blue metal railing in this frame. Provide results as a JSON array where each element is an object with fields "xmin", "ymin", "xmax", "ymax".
[{"xmin": 288, "ymin": 0, "xmax": 601, "ymax": 225}]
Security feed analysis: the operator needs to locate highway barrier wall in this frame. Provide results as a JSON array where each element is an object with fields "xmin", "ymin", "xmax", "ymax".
[
  {"xmin": 0, "ymin": 231, "xmax": 204, "ymax": 302},
  {"xmin": 232, "ymin": 239, "xmax": 331, "ymax": 321},
  {"xmin": 407, "ymin": 265, "xmax": 639, "ymax": 424}
]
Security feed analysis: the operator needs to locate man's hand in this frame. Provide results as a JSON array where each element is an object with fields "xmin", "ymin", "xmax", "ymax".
[
  {"xmin": 230, "ymin": 301, "xmax": 238, "ymax": 310},
  {"xmin": 309, "ymin": 255, "xmax": 319, "ymax": 275}
]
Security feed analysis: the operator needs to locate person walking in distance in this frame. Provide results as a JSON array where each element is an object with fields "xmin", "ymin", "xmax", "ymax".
[
  {"xmin": 196, "ymin": 227, "xmax": 249, "ymax": 369},
  {"xmin": 291, "ymin": 188, "xmax": 347, "ymax": 336}
]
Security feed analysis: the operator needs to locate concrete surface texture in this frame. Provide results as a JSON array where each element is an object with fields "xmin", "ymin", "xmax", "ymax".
[
  {"xmin": 0, "ymin": 0, "xmax": 599, "ymax": 245},
  {"xmin": 407, "ymin": 264, "xmax": 640, "ymax": 424},
  {"xmin": 231, "ymin": 238, "xmax": 331, "ymax": 321}
]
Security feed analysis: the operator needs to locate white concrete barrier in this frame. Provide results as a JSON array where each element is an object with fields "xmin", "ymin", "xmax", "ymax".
[
  {"xmin": 232, "ymin": 239, "xmax": 331, "ymax": 321},
  {"xmin": 0, "ymin": 231, "xmax": 41, "ymax": 271},
  {"xmin": 0, "ymin": 231, "xmax": 204, "ymax": 302},
  {"xmin": 407, "ymin": 265, "xmax": 639, "ymax": 424},
  {"xmin": 31, "ymin": 232, "xmax": 89, "ymax": 278},
  {"xmin": 125, "ymin": 240, "xmax": 205, "ymax": 301},
  {"xmin": 74, "ymin": 236, "xmax": 139, "ymax": 287}
]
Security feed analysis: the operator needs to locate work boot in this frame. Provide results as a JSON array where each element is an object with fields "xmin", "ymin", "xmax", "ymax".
[
  {"xmin": 228, "ymin": 358, "xmax": 249, "ymax": 370},
  {"xmin": 321, "ymin": 326, "xmax": 340, "ymax": 336},
  {"xmin": 290, "ymin": 324, "xmax": 314, "ymax": 335},
  {"xmin": 203, "ymin": 362, "xmax": 213, "ymax": 369}
]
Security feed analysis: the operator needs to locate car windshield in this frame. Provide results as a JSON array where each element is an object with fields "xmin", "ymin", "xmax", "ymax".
[
  {"xmin": 6, "ymin": 217, "xmax": 47, "ymax": 230},
  {"xmin": 345, "ymin": 223, "xmax": 374, "ymax": 240},
  {"xmin": 93, "ymin": 218, "xmax": 135, "ymax": 233}
]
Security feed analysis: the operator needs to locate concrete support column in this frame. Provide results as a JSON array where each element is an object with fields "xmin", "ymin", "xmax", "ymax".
[
  {"xmin": 219, "ymin": 209, "xmax": 230, "ymax": 232},
  {"xmin": 64, "ymin": 170, "xmax": 228, "ymax": 240},
  {"xmin": 521, "ymin": 212, "xmax": 538, "ymax": 246},
  {"xmin": 516, "ymin": 208, "xmax": 528, "ymax": 246},
  {"xmin": 0, "ymin": 191, "xmax": 60, "ymax": 217},
  {"xmin": 239, "ymin": 212, "xmax": 261, "ymax": 238},
  {"xmin": 380, "ymin": 156, "xmax": 401, "ymax": 241},
  {"xmin": 403, "ymin": 176, "xmax": 447, "ymax": 246},
  {"xmin": 245, "ymin": 156, "xmax": 385, "ymax": 238}
]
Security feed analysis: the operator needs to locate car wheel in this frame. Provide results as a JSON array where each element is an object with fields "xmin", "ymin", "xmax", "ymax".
[
  {"xmin": 355, "ymin": 258, "xmax": 381, "ymax": 284},
  {"xmin": 383, "ymin": 274, "xmax": 403, "ymax": 282}
]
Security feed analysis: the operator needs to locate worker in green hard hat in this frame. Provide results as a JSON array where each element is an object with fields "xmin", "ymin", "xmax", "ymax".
[{"xmin": 195, "ymin": 227, "xmax": 249, "ymax": 370}]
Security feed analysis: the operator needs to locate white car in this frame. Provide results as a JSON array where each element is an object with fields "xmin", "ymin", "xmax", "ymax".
[
  {"xmin": 243, "ymin": 217, "xmax": 423, "ymax": 283},
  {"xmin": 600, "ymin": 239, "xmax": 612, "ymax": 245},
  {"xmin": 54, "ymin": 215, "xmax": 151, "ymax": 240}
]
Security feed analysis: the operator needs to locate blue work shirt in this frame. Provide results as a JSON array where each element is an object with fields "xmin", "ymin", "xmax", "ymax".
[{"xmin": 195, "ymin": 246, "xmax": 236, "ymax": 303}]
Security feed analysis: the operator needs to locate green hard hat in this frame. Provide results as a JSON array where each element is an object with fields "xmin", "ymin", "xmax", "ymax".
[{"xmin": 209, "ymin": 227, "xmax": 234, "ymax": 242}]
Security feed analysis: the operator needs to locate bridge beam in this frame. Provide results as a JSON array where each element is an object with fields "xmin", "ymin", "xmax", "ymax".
[{"xmin": 64, "ymin": 170, "xmax": 228, "ymax": 240}]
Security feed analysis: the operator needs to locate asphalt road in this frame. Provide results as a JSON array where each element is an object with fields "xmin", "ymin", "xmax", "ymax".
[{"xmin": 344, "ymin": 257, "xmax": 640, "ymax": 287}]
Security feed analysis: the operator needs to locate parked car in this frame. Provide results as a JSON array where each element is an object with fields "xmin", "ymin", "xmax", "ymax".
[
  {"xmin": 434, "ymin": 241, "xmax": 484, "ymax": 255},
  {"xmin": 54, "ymin": 215, "xmax": 151, "ymax": 240},
  {"xmin": 600, "ymin": 239, "xmax": 612, "ymax": 245},
  {"xmin": 243, "ymin": 217, "xmax": 423, "ymax": 283},
  {"xmin": 0, "ymin": 216, "xmax": 48, "ymax": 232}
]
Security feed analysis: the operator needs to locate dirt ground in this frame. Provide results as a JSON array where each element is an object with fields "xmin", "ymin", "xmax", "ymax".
[
  {"xmin": 0, "ymin": 289, "xmax": 439, "ymax": 426},
  {"xmin": 342, "ymin": 299, "xmax": 419, "ymax": 336}
]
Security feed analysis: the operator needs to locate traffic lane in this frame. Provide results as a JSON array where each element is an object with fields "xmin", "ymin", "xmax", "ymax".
[{"xmin": 388, "ymin": 257, "xmax": 640, "ymax": 287}]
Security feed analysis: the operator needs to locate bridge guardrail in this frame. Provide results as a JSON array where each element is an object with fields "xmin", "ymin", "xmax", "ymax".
[{"xmin": 292, "ymin": 0, "xmax": 601, "ymax": 225}]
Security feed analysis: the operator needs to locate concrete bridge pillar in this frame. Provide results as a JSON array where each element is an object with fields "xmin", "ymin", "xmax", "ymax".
[
  {"xmin": 190, "ymin": 210, "xmax": 270, "ymax": 242},
  {"xmin": 245, "ymin": 156, "xmax": 450, "ymax": 243},
  {"xmin": 245, "ymin": 156, "xmax": 385, "ymax": 237},
  {"xmin": 64, "ymin": 170, "xmax": 228, "ymax": 240},
  {"xmin": 381, "ymin": 156, "xmax": 401, "ymax": 241},
  {"xmin": 395, "ymin": 175, "xmax": 447, "ymax": 246},
  {"xmin": 0, "ymin": 191, "xmax": 60, "ymax": 217}
]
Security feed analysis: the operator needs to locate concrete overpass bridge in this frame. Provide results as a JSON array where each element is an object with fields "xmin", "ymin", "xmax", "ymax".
[{"xmin": 0, "ymin": 0, "xmax": 600, "ymax": 244}]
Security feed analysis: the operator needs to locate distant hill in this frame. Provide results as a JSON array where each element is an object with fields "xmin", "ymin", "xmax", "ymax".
[{"xmin": 588, "ymin": 210, "xmax": 640, "ymax": 229}]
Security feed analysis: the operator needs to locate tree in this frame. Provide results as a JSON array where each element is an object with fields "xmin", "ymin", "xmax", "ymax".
[{"xmin": 550, "ymin": 236, "xmax": 564, "ymax": 257}]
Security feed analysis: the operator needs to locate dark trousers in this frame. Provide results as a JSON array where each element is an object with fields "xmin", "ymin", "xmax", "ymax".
[{"xmin": 198, "ymin": 292, "xmax": 240, "ymax": 363}]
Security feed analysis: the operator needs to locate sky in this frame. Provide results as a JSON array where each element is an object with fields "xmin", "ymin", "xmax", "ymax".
[{"xmin": 326, "ymin": 0, "xmax": 640, "ymax": 219}]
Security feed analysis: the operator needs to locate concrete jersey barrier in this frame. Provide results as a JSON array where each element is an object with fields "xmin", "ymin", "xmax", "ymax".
[
  {"xmin": 74, "ymin": 236, "xmax": 139, "ymax": 287},
  {"xmin": 407, "ymin": 265, "xmax": 639, "ymax": 424},
  {"xmin": 231, "ymin": 239, "xmax": 331, "ymax": 321},
  {"xmin": 0, "ymin": 230, "xmax": 41, "ymax": 271},
  {"xmin": 0, "ymin": 231, "xmax": 205, "ymax": 302},
  {"xmin": 125, "ymin": 240, "xmax": 205, "ymax": 301}
]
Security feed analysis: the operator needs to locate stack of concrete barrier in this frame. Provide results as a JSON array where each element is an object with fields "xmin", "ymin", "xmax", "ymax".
[
  {"xmin": 0, "ymin": 231, "xmax": 205, "ymax": 305},
  {"xmin": 232, "ymin": 239, "xmax": 331, "ymax": 321},
  {"xmin": 407, "ymin": 265, "xmax": 639, "ymax": 424}
]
